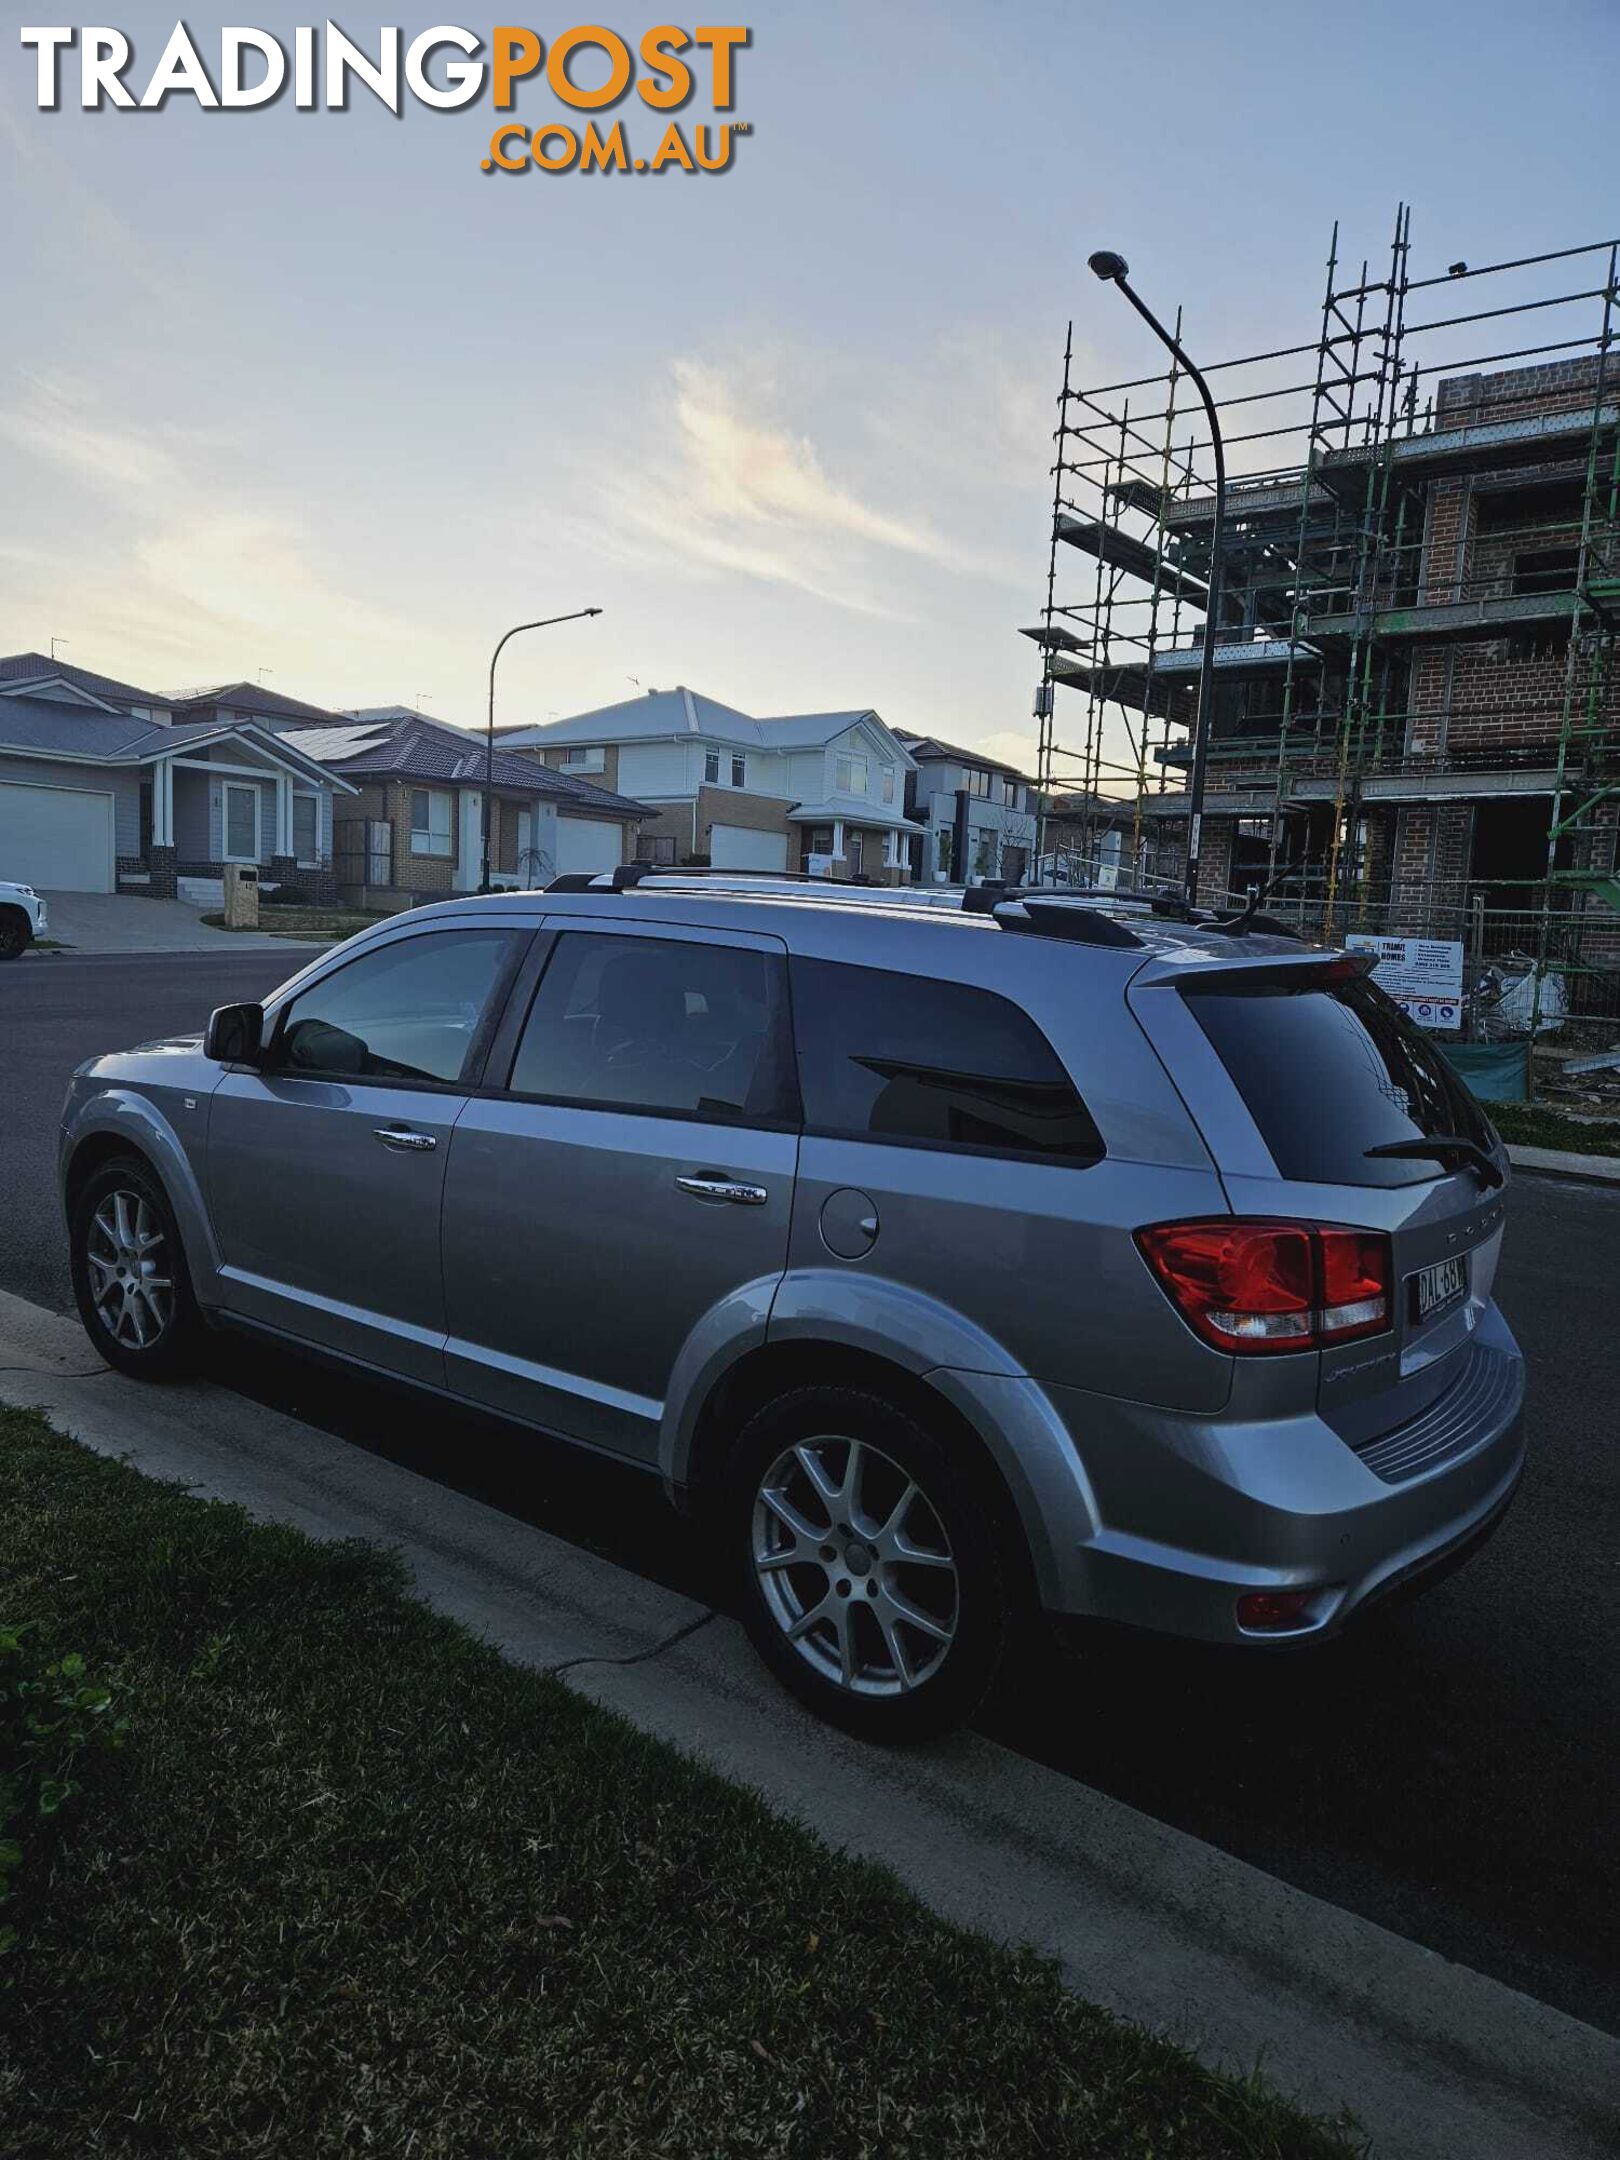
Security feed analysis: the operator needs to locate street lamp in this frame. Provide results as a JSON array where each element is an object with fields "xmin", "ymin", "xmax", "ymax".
[
  {"xmin": 483, "ymin": 609, "xmax": 603, "ymax": 892},
  {"xmin": 1088, "ymin": 250, "xmax": 1226, "ymax": 915}
]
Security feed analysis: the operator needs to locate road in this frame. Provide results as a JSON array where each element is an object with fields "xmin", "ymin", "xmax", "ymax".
[{"xmin": 3, "ymin": 949, "xmax": 1616, "ymax": 2037}]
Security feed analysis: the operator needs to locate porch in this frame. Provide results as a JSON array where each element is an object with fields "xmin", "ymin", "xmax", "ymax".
[
  {"xmin": 119, "ymin": 735, "xmax": 341, "ymax": 903},
  {"xmin": 788, "ymin": 804, "xmax": 921, "ymax": 884}
]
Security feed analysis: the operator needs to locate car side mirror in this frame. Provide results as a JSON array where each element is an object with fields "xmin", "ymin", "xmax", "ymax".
[{"xmin": 204, "ymin": 1001, "xmax": 265, "ymax": 1064}]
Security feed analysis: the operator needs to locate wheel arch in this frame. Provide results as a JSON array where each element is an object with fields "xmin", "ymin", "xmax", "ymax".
[
  {"xmin": 676, "ymin": 1339, "xmax": 1045, "ymax": 1613},
  {"xmin": 64, "ymin": 1129, "xmax": 155, "ymax": 1213},
  {"xmin": 62, "ymin": 1097, "xmax": 223, "ymax": 1301}
]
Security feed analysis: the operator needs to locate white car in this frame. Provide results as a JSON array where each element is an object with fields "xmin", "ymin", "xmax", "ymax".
[{"xmin": 0, "ymin": 881, "xmax": 47, "ymax": 959}]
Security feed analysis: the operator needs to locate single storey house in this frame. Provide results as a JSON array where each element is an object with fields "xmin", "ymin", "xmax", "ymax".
[
  {"xmin": 0, "ymin": 654, "xmax": 348, "ymax": 899},
  {"xmin": 275, "ymin": 707, "xmax": 649, "ymax": 905}
]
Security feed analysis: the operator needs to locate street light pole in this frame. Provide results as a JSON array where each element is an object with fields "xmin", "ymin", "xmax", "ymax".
[
  {"xmin": 1088, "ymin": 251, "xmax": 1227, "ymax": 915},
  {"xmin": 483, "ymin": 609, "xmax": 603, "ymax": 892}
]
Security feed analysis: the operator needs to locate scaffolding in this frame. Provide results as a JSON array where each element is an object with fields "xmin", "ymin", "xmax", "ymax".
[{"xmin": 1029, "ymin": 209, "xmax": 1620, "ymax": 1044}]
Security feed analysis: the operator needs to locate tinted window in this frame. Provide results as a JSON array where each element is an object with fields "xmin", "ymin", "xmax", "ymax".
[
  {"xmin": 275, "ymin": 930, "xmax": 516, "ymax": 1086},
  {"xmin": 508, "ymin": 933, "xmax": 797, "ymax": 1123},
  {"xmin": 1184, "ymin": 972, "xmax": 1496, "ymax": 1187},
  {"xmin": 792, "ymin": 958, "xmax": 1103, "ymax": 1163}
]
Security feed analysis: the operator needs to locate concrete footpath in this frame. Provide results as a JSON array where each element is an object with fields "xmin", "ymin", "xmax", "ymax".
[
  {"xmin": 2, "ymin": 1285, "xmax": 1616, "ymax": 2160},
  {"xmin": 1506, "ymin": 1141, "xmax": 1620, "ymax": 1186}
]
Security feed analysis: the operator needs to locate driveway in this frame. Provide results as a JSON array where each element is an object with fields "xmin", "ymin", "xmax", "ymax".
[{"xmin": 33, "ymin": 890, "xmax": 327, "ymax": 956}]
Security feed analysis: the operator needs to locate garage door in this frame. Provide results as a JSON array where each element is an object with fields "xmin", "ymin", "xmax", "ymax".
[
  {"xmin": 709, "ymin": 825, "xmax": 789, "ymax": 872},
  {"xmin": 0, "ymin": 780, "xmax": 115, "ymax": 893},
  {"xmin": 554, "ymin": 816, "xmax": 623, "ymax": 876}
]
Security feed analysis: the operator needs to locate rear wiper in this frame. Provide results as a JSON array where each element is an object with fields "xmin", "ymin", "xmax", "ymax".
[{"xmin": 1364, "ymin": 1133, "xmax": 1505, "ymax": 1189}]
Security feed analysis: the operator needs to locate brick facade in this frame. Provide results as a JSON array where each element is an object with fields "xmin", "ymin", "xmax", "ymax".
[{"xmin": 1154, "ymin": 350, "xmax": 1618, "ymax": 950}]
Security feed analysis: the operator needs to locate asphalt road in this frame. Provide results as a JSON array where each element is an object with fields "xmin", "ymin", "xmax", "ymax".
[{"xmin": 3, "ymin": 949, "xmax": 1616, "ymax": 2036}]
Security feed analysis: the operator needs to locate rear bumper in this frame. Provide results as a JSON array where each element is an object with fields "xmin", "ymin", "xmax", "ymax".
[{"xmin": 1032, "ymin": 1304, "xmax": 1527, "ymax": 1647}]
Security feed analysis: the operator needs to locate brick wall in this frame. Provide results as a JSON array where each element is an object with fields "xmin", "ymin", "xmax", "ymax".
[
  {"xmin": 1388, "ymin": 804, "xmax": 1475, "ymax": 935},
  {"xmin": 696, "ymin": 786, "xmax": 795, "ymax": 846},
  {"xmin": 636, "ymin": 802, "xmax": 697, "ymax": 860},
  {"xmin": 539, "ymin": 744, "xmax": 620, "ymax": 791}
]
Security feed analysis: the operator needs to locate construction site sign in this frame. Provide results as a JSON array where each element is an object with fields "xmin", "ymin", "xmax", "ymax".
[{"xmin": 1345, "ymin": 934, "xmax": 1465, "ymax": 1031}]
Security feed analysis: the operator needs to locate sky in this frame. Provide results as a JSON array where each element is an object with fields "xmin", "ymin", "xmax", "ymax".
[{"xmin": 2, "ymin": 0, "xmax": 1617, "ymax": 778}]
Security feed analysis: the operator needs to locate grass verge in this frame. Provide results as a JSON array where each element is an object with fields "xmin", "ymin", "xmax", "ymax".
[
  {"xmin": 0, "ymin": 1405, "xmax": 1355, "ymax": 2159},
  {"xmin": 200, "ymin": 908, "xmax": 387, "ymax": 940},
  {"xmin": 1490, "ymin": 1100, "xmax": 1620, "ymax": 1157}
]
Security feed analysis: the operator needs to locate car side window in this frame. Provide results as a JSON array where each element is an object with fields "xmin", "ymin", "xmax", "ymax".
[
  {"xmin": 506, "ymin": 932, "xmax": 798, "ymax": 1124},
  {"xmin": 791, "ymin": 957, "xmax": 1104, "ymax": 1164},
  {"xmin": 272, "ymin": 929, "xmax": 519, "ymax": 1087}
]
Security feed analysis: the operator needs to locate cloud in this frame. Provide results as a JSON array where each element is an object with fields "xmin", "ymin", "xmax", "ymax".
[
  {"xmin": 0, "ymin": 375, "xmax": 445, "ymax": 697},
  {"xmin": 584, "ymin": 356, "xmax": 975, "ymax": 618}
]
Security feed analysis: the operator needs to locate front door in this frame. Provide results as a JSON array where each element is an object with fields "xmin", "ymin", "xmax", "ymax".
[
  {"xmin": 207, "ymin": 924, "xmax": 524, "ymax": 1382},
  {"xmin": 441, "ymin": 919, "xmax": 799, "ymax": 1460}
]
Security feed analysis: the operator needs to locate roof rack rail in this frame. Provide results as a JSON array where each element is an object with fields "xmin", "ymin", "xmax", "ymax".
[
  {"xmin": 545, "ymin": 865, "xmax": 869, "ymax": 894},
  {"xmin": 992, "ymin": 897, "xmax": 1144, "ymax": 948}
]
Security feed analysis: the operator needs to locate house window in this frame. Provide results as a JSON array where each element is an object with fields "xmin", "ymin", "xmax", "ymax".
[
  {"xmin": 967, "ymin": 768, "xmax": 991, "ymax": 798},
  {"xmin": 880, "ymin": 764, "xmax": 895, "ymax": 804},
  {"xmin": 704, "ymin": 750, "xmax": 721, "ymax": 784},
  {"xmin": 835, "ymin": 754, "xmax": 868, "ymax": 794},
  {"xmin": 223, "ymin": 783, "xmax": 259, "ymax": 863},
  {"xmin": 292, "ymin": 794, "xmax": 319, "ymax": 864},
  {"xmin": 1511, "ymin": 547, "xmax": 1579, "ymax": 597},
  {"xmin": 731, "ymin": 754, "xmax": 747, "ymax": 789},
  {"xmin": 559, "ymin": 746, "xmax": 606, "ymax": 773},
  {"xmin": 409, "ymin": 787, "xmax": 454, "ymax": 857}
]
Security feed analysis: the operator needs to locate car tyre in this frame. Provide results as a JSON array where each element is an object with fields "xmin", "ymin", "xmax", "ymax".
[
  {"xmin": 730, "ymin": 1384, "xmax": 1016, "ymax": 1742},
  {"xmin": 0, "ymin": 906, "xmax": 32, "ymax": 961},
  {"xmin": 70, "ymin": 1154, "xmax": 203, "ymax": 1380}
]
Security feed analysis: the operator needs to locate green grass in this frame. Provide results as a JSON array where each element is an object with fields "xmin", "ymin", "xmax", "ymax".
[
  {"xmin": 1489, "ymin": 1100, "xmax": 1620, "ymax": 1157},
  {"xmin": 0, "ymin": 1407, "xmax": 1356, "ymax": 2159},
  {"xmin": 199, "ymin": 909, "xmax": 386, "ymax": 940}
]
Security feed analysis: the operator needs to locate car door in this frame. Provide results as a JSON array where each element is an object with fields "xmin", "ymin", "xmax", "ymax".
[
  {"xmin": 207, "ymin": 922, "xmax": 526, "ymax": 1383},
  {"xmin": 441, "ymin": 918, "xmax": 800, "ymax": 1461}
]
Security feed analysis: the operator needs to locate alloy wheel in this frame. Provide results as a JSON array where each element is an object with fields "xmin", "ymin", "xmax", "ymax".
[
  {"xmin": 85, "ymin": 1189, "xmax": 174, "ymax": 1351},
  {"xmin": 751, "ymin": 1436, "xmax": 960, "ymax": 1696}
]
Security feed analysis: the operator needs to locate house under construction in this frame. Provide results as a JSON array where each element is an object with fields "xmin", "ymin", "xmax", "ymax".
[{"xmin": 1027, "ymin": 209, "xmax": 1620, "ymax": 1032}]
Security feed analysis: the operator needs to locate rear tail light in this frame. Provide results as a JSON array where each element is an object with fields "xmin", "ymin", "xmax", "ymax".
[{"xmin": 1135, "ymin": 1219, "xmax": 1392, "ymax": 1355}]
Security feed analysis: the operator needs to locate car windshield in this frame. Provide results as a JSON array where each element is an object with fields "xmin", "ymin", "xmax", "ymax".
[{"xmin": 1182, "ymin": 970, "xmax": 1497, "ymax": 1188}]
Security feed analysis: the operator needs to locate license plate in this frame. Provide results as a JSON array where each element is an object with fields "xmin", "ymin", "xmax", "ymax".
[{"xmin": 1413, "ymin": 1255, "xmax": 1467, "ymax": 1323}]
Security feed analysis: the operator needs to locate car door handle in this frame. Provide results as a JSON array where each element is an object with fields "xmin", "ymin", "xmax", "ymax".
[
  {"xmin": 675, "ymin": 1172, "xmax": 769, "ymax": 1206},
  {"xmin": 373, "ymin": 1126, "xmax": 438, "ymax": 1153}
]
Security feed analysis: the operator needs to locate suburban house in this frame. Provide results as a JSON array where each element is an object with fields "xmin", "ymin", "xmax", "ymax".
[
  {"xmin": 0, "ymin": 653, "xmax": 348, "ymax": 900},
  {"xmin": 897, "ymin": 734, "xmax": 1040, "ymax": 885},
  {"xmin": 501, "ymin": 688, "xmax": 924, "ymax": 882},
  {"xmin": 273, "ymin": 706, "xmax": 649, "ymax": 906}
]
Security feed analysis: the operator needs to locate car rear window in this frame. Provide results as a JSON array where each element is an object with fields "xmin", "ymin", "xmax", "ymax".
[
  {"xmin": 791, "ymin": 957, "xmax": 1104, "ymax": 1164},
  {"xmin": 1182, "ymin": 970, "xmax": 1495, "ymax": 1188}
]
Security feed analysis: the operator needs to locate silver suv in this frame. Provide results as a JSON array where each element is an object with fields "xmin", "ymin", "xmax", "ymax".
[{"xmin": 60, "ymin": 876, "xmax": 1525, "ymax": 1740}]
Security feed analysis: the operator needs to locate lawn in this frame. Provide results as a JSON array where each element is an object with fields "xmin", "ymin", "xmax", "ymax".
[
  {"xmin": 200, "ymin": 907, "xmax": 390, "ymax": 941},
  {"xmin": 0, "ymin": 1406, "xmax": 1355, "ymax": 2159}
]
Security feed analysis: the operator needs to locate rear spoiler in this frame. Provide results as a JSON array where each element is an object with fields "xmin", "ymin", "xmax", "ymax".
[{"xmin": 1131, "ymin": 948, "xmax": 1375, "ymax": 993}]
